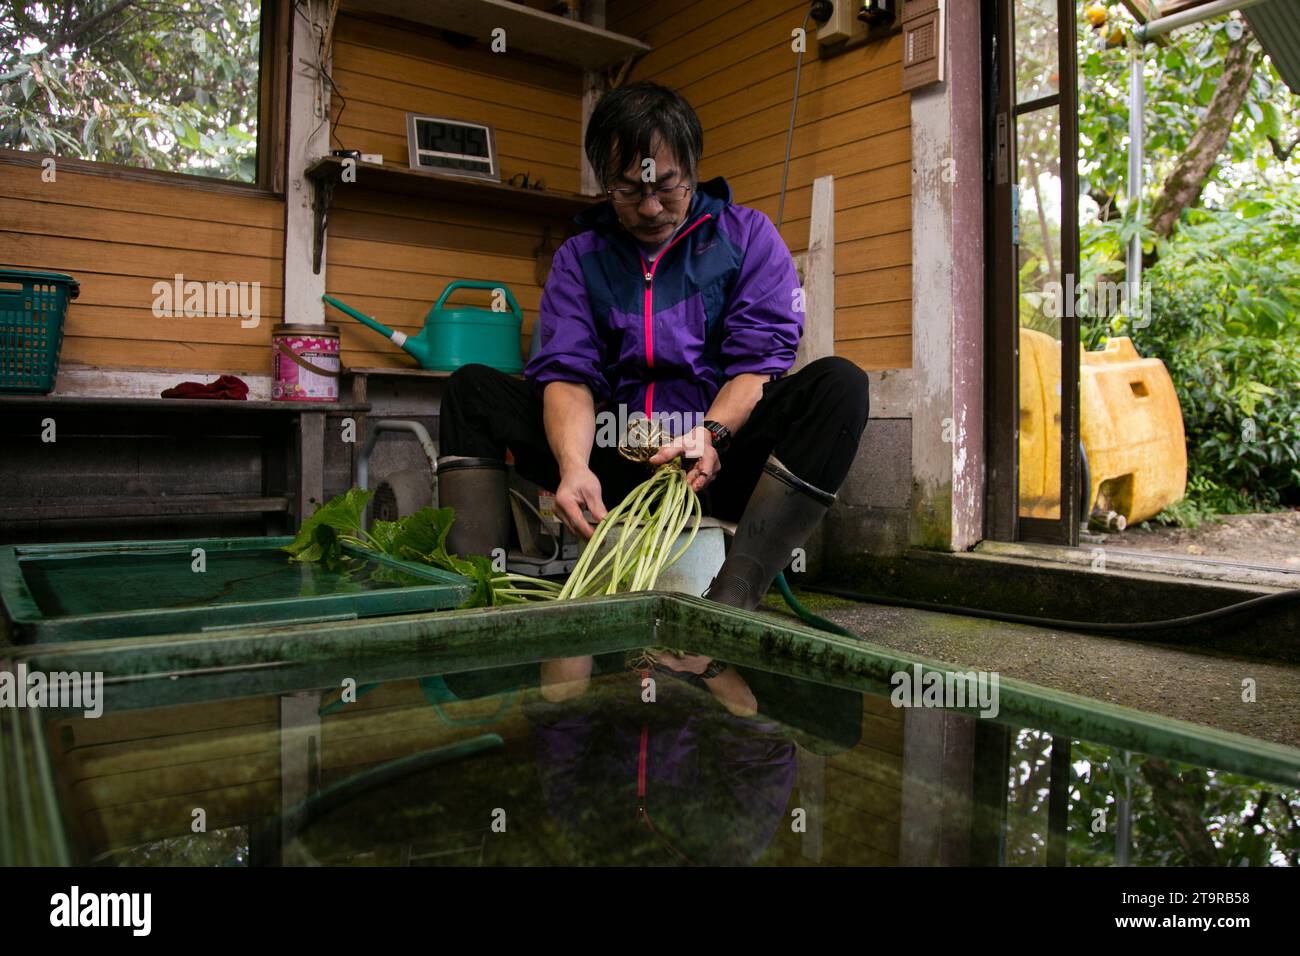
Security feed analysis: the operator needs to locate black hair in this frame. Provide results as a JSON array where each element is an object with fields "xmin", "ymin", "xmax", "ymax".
[{"xmin": 584, "ymin": 81, "xmax": 704, "ymax": 189}]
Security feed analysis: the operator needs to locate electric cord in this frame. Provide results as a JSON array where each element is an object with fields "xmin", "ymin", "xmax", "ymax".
[
  {"xmin": 775, "ymin": 572, "xmax": 1300, "ymax": 640},
  {"xmin": 775, "ymin": 10, "xmax": 812, "ymax": 231}
]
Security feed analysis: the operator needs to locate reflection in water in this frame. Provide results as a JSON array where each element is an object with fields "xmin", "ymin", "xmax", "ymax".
[
  {"xmin": 45, "ymin": 641, "xmax": 1299, "ymax": 868},
  {"xmin": 529, "ymin": 653, "xmax": 797, "ymax": 865},
  {"xmin": 1005, "ymin": 730, "xmax": 1300, "ymax": 867}
]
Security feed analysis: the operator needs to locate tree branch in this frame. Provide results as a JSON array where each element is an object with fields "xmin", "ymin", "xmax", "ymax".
[
  {"xmin": 1139, "ymin": 758, "xmax": 1219, "ymax": 866},
  {"xmin": 1147, "ymin": 30, "xmax": 1258, "ymax": 243},
  {"xmin": 1268, "ymin": 134, "xmax": 1298, "ymax": 162},
  {"xmin": 63, "ymin": 0, "xmax": 141, "ymax": 49}
]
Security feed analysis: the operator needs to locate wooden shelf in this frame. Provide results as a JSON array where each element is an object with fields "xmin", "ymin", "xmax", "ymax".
[
  {"xmin": 306, "ymin": 156, "xmax": 597, "ymax": 273},
  {"xmin": 0, "ymin": 394, "xmax": 369, "ymax": 415},
  {"xmin": 307, "ymin": 156, "xmax": 595, "ymax": 218},
  {"xmin": 344, "ymin": 0, "xmax": 650, "ymax": 70},
  {"xmin": 0, "ymin": 496, "xmax": 292, "ymax": 522},
  {"xmin": 344, "ymin": 366, "xmax": 455, "ymax": 379}
]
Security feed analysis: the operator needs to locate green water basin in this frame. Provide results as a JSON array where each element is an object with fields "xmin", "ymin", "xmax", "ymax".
[
  {"xmin": 3, "ymin": 594, "xmax": 1297, "ymax": 867},
  {"xmin": 0, "ymin": 537, "xmax": 472, "ymax": 644}
]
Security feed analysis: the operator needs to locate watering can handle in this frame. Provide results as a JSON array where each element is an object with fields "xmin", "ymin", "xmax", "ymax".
[{"xmin": 433, "ymin": 280, "xmax": 522, "ymax": 320}]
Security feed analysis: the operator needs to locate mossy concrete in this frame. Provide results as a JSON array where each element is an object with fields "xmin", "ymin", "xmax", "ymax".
[
  {"xmin": 818, "ymin": 549, "xmax": 1300, "ymax": 663},
  {"xmin": 765, "ymin": 588, "xmax": 1300, "ymax": 750}
]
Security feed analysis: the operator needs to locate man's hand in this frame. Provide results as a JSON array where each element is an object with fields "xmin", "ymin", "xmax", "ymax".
[
  {"xmin": 648, "ymin": 650, "xmax": 712, "ymax": 674},
  {"xmin": 648, "ymin": 426, "xmax": 720, "ymax": 494},
  {"xmin": 554, "ymin": 466, "xmax": 607, "ymax": 540}
]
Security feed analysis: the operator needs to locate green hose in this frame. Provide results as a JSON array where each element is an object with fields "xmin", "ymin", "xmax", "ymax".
[{"xmin": 775, "ymin": 572, "xmax": 858, "ymax": 638}]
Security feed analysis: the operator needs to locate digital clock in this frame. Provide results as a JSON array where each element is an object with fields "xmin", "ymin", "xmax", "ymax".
[{"xmin": 405, "ymin": 114, "xmax": 499, "ymax": 182}]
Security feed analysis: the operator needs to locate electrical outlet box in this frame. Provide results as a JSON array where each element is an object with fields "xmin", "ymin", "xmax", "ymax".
[
  {"xmin": 816, "ymin": 0, "xmax": 870, "ymax": 46},
  {"xmin": 900, "ymin": 0, "xmax": 944, "ymax": 91}
]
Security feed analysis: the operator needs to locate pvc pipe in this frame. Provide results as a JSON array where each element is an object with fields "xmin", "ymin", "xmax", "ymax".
[
  {"xmin": 1126, "ymin": 35, "xmax": 1144, "ymax": 306},
  {"xmin": 1134, "ymin": 0, "xmax": 1267, "ymax": 40},
  {"xmin": 356, "ymin": 419, "xmax": 438, "ymax": 493}
]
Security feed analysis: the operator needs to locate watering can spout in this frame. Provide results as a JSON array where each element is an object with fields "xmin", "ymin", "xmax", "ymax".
[{"xmin": 322, "ymin": 294, "xmax": 412, "ymax": 351}]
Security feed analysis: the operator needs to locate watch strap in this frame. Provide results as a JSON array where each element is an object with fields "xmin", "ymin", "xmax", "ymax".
[
  {"xmin": 702, "ymin": 419, "xmax": 732, "ymax": 452},
  {"xmin": 701, "ymin": 659, "xmax": 729, "ymax": 679}
]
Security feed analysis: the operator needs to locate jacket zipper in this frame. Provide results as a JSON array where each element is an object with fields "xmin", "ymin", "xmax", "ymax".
[
  {"xmin": 635, "ymin": 671, "xmax": 694, "ymax": 865},
  {"xmin": 638, "ymin": 213, "xmax": 712, "ymax": 417}
]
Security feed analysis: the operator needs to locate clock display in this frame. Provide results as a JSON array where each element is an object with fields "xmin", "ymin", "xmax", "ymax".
[{"xmin": 406, "ymin": 115, "xmax": 498, "ymax": 181}]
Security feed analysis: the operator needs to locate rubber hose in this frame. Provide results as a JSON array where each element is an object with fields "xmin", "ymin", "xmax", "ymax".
[{"xmin": 776, "ymin": 573, "xmax": 1300, "ymax": 639}]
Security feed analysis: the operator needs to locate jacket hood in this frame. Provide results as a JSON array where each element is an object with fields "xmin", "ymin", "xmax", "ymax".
[{"xmin": 573, "ymin": 175, "xmax": 733, "ymax": 233}]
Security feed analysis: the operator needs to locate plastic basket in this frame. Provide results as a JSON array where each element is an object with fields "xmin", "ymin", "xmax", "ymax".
[{"xmin": 0, "ymin": 268, "xmax": 79, "ymax": 394}]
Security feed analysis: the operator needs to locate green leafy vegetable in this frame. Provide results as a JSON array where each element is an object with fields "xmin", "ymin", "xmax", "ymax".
[{"xmin": 285, "ymin": 453, "xmax": 702, "ymax": 610}]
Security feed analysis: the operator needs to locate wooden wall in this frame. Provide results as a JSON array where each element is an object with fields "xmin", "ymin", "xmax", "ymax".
[
  {"xmin": 323, "ymin": 13, "xmax": 584, "ymax": 368},
  {"xmin": 0, "ymin": 163, "xmax": 283, "ymax": 374},
  {"xmin": 608, "ymin": 0, "xmax": 913, "ymax": 370},
  {"xmin": 763, "ymin": 690, "xmax": 904, "ymax": 865},
  {"xmin": 0, "ymin": 1, "xmax": 911, "ymax": 377}
]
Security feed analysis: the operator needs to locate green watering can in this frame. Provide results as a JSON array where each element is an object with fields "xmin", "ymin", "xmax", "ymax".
[{"xmin": 323, "ymin": 280, "xmax": 524, "ymax": 374}]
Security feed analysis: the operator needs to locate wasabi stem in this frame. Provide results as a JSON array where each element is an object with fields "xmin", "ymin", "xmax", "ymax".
[{"xmin": 556, "ymin": 459, "xmax": 701, "ymax": 600}]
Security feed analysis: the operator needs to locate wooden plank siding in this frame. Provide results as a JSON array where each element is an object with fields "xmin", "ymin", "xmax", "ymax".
[
  {"xmin": 609, "ymin": 0, "xmax": 913, "ymax": 369},
  {"xmin": 0, "ymin": 1, "xmax": 909, "ymax": 376},
  {"xmin": 323, "ymin": 12, "xmax": 584, "ymax": 369},
  {"xmin": 761, "ymin": 690, "xmax": 905, "ymax": 865},
  {"xmin": 0, "ymin": 164, "xmax": 284, "ymax": 374}
]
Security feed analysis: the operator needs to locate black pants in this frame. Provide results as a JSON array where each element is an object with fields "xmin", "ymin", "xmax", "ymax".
[{"xmin": 440, "ymin": 357, "xmax": 870, "ymax": 521}]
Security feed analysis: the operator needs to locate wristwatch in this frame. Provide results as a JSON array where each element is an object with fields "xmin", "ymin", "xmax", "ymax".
[
  {"xmin": 701, "ymin": 420, "xmax": 732, "ymax": 453},
  {"xmin": 701, "ymin": 659, "xmax": 729, "ymax": 680}
]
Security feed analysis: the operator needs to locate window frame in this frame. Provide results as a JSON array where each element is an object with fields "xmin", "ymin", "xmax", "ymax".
[{"xmin": 0, "ymin": 0, "xmax": 289, "ymax": 197}]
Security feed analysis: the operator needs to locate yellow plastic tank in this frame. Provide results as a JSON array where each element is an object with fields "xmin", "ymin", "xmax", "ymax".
[
  {"xmin": 1017, "ymin": 330, "xmax": 1187, "ymax": 524},
  {"xmin": 1018, "ymin": 328, "xmax": 1062, "ymax": 518},
  {"xmin": 1079, "ymin": 336, "xmax": 1187, "ymax": 524}
]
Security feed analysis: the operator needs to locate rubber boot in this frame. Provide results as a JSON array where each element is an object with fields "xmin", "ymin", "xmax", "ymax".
[
  {"xmin": 705, "ymin": 456, "xmax": 835, "ymax": 611},
  {"xmin": 437, "ymin": 456, "xmax": 512, "ymax": 559}
]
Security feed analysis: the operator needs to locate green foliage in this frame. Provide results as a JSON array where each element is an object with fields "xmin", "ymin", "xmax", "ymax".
[
  {"xmin": 1084, "ymin": 189, "xmax": 1300, "ymax": 520},
  {"xmin": 1149, "ymin": 476, "xmax": 1254, "ymax": 530},
  {"xmin": 1076, "ymin": 11, "xmax": 1300, "ymax": 522},
  {"xmin": 286, "ymin": 470, "xmax": 703, "ymax": 611},
  {"xmin": 1078, "ymin": 12, "xmax": 1300, "ymax": 217},
  {"xmin": 1004, "ymin": 731, "xmax": 1300, "ymax": 866},
  {"xmin": 283, "ymin": 487, "xmax": 373, "ymax": 571},
  {"xmin": 0, "ymin": 1, "xmax": 262, "ymax": 181},
  {"xmin": 282, "ymin": 491, "xmax": 560, "ymax": 609},
  {"xmin": 1066, "ymin": 740, "xmax": 1300, "ymax": 867}
]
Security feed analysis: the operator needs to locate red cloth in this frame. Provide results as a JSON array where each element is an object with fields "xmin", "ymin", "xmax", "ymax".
[{"xmin": 160, "ymin": 375, "xmax": 249, "ymax": 400}]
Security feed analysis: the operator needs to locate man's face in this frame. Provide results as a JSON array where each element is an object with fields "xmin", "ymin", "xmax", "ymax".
[{"xmin": 608, "ymin": 140, "xmax": 693, "ymax": 247}]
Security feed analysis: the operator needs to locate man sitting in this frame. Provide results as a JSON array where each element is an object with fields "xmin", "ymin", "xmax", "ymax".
[{"xmin": 438, "ymin": 81, "xmax": 869, "ymax": 610}]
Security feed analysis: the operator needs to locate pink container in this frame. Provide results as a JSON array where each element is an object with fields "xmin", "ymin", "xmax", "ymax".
[{"xmin": 272, "ymin": 323, "xmax": 340, "ymax": 402}]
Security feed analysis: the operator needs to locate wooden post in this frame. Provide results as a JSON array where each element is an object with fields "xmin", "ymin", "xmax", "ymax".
[
  {"xmin": 296, "ymin": 411, "xmax": 326, "ymax": 527},
  {"xmin": 795, "ymin": 747, "xmax": 825, "ymax": 862},
  {"xmin": 579, "ymin": 1, "xmax": 607, "ymax": 196},
  {"xmin": 279, "ymin": 691, "xmax": 322, "ymax": 865},
  {"xmin": 282, "ymin": 0, "xmax": 332, "ymax": 324},
  {"xmin": 792, "ymin": 175, "xmax": 835, "ymax": 371},
  {"xmin": 899, "ymin": 708, "xmax": 975, "ymax": 866}
]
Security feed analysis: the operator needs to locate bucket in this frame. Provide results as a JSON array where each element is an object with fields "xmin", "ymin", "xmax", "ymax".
[
  {"xmin": 580, "ymin": 517, "xmax": 727, "ymax": 597},
  {"xmin": 272, "ymin": 323, "xmax": 340, "ymax": 402}
]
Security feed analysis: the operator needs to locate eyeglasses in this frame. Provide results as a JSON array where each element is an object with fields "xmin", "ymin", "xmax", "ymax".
[{"xmin": 607, "ymin": 183, "xmax": 693, "ymax": 205}]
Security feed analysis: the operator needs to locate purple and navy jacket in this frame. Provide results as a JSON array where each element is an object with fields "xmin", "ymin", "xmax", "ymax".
[{"xmin": 524, "ymin": 177, "xmax": 803, "ymax": 420}]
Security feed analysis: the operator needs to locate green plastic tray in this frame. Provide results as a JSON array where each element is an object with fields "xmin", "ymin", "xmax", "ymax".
[{"xmin": 0, "ymin": 536, "xmax": 472, "ymax": 644}]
